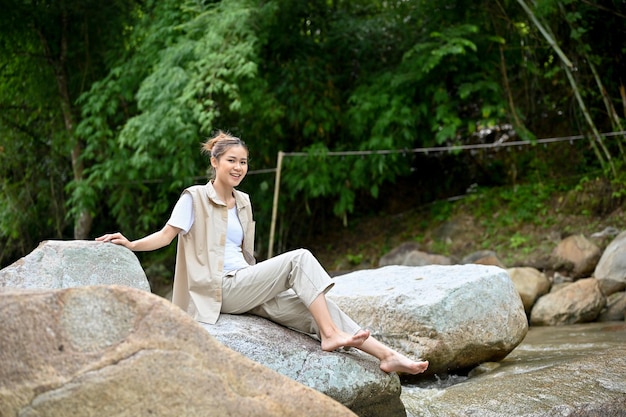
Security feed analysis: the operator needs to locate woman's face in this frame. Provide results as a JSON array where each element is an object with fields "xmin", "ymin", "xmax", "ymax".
[{"xmin": 212, "ymin": 145, "xmax": 248, "ymax": 187}]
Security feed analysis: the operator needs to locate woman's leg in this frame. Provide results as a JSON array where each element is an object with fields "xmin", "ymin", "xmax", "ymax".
[
  {"xmin": 308, "ymin": 292, "xmax": 370, "ymax": 351},
  {"xmin": 357, "ymin": 337, "xmax": 429, "ymax": 374},
  {"xmin": 222, "ymin": 248, "xmax": 428, "ymax": 373},
  {"xmin": 247, "ymin": 289, "xmax": 357, "ymax": 336},
  {"xmin": 221, "ymin": 249, "xmax": 330, "ymax": 314},
  {"xmin": 251, "ymin": 290, "xmax": 428, "ymax": 375},
  {"xmin": 222, "ymin": 248, "xmax": 369, "ymax": 349}
]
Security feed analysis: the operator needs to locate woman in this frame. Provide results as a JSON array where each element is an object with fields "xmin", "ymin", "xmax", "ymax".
[{"xmin": 97, "ymin": 131, "xmax": 428, "ymax": 375}]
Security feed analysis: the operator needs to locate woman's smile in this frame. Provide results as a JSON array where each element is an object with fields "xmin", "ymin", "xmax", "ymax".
[{"xmin": 212, "ymin": 145, "xmax": 248, "ymax": 186}]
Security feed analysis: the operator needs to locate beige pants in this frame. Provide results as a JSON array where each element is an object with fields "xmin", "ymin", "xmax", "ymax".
[{"xmin": 221, "ymin": 248, "xmax": 361, "ymax": 337}]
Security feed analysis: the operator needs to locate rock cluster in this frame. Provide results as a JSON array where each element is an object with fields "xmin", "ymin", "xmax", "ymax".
[
  {"xmin": 2, "ymin": 231, "xmax": 624, "ymax": 417},
  {"xmin": 0, "ymin": 239, "xmax": 529, "ymax": 416},
  {"xmin": 383, "ymin": 231, "xmax": 626, "ymax": 326}
]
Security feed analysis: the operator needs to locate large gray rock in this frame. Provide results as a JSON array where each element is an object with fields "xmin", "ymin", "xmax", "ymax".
[
  {"xmin": 0, "ymin": 240, "xmax": 150, "ymax": 292},
  {"xmin": 594, "ymin": 230, "xmax": 626, "ymax": 295},
  {"xmin": 402, "ymin": 322, "xmax": 626, "ymax": 416},
  {"xmin": 530, "ymin": 278, "xmax": 606, "ymax": 326},
  {"xmin": 327, "ymin": 265, "xmax": 528, "ymax": 376},
  {"xmin": 0, "ymin": 286, "xmax": 356, "ymax": 417},
  {"xmin": 203, "ymin": 314, "xmax": 403, "ymax": 417}
]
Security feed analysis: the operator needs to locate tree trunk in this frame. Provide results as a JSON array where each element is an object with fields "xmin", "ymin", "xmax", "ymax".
[
  {"xmin": 516, "ymin": 0, "xmax": 616, "ymax": 177},
  {"xmin": 36, "ymin": 7, "xmax": 93, "ymax": 239},
  {"xmin": 620, "ymin": 84, "xmax": 626, "ymax": 119}
]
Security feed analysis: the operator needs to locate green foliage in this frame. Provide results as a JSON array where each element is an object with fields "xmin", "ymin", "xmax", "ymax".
[
  {"xmin": 466, "ymin": 182, "xmax": 557, "ymax": 230},
  {"xmin": 2, "ymin": 0, "xmax": 625, "ymax": 267},
  {"xmin": 611, "ymin": 168, "xmax": 626, "ymax": 200},
  {"xmin": 345, "ymin": 252, "xmax": 364, "ymax": 266},
  {"xmin": 348, "ymin": 22, "xmax": 507, "ymax": 149},
  {"xmin": 0, "ymin": 0, "xmax": 144, "ymax": 263},
  {"xmin": 509, "ymin": 232, "xmax": 528, "ymax": 249},
  {"xmin": 76, "ymin": 0, "xmax": 262, "ymax": 236}
]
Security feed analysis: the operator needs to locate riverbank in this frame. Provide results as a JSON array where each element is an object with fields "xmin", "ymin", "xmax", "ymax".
[{"xmin": 306, "ymin": 179, "xmax": 625, "ymax": 273}]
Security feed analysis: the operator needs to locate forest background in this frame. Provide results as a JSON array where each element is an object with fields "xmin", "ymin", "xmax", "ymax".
[{"xmin": 1, "ymin": 0, "xmax": 625, "ymax": 293}]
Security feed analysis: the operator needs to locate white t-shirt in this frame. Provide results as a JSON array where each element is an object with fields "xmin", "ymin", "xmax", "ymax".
[
  {"xmin": 167, "ymin": 193, "xmax": 249, "ymax": 273},
  {"xmin": 167, "ymin": 193, "xmax": 194, "ymax": 234}
]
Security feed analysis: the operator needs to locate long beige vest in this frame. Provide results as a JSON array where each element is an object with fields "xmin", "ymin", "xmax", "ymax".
[{"xmin": 171, "ymin": 182, "xmax": 255, "ymax": 324}]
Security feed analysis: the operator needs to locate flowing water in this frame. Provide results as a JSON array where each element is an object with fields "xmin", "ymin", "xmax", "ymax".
[{"xmin": 401, "ymin": 322, "xmax": 626, "ymax": 416}]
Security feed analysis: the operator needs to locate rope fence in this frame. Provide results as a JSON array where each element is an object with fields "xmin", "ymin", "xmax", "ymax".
[{"xmin": 266, "ymin": 130, "xmax": 626, "ymax": 257}]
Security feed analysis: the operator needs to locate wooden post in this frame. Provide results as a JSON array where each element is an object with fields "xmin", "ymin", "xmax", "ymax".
[{"xmin": 268, "ymin": 151, "xmax": 284, "ymax": 259}]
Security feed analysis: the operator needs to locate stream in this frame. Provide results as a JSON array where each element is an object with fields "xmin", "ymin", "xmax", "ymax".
[{"xmin": 401, "ymin": 322, "xmax": 626, "ymax": 416}]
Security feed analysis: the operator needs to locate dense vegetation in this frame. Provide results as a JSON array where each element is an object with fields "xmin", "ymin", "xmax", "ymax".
[{"xmin": 1, "ymin": 0, "xmax": 625, "ymax": 284}]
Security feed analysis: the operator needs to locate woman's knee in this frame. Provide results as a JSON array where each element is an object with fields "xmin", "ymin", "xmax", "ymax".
[{"xmin": 293, "ymin": 248, "xmax": 314, "ymax": 261}]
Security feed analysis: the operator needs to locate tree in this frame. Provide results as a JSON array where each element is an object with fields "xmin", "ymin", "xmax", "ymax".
[
  {"xmin": 2, "ymin": 0, "xmax": 623, "ymax": 268},
  {"xmin": 0, "ymin": 0, "xmax": 141, "ymax": 265},
  {"xmin": 513, "ymin": 0, "xmax": 625, "ymax": 175},
  {"xmin": 76, "ymin": 0, "xmax": 262, "ymax": 240}
]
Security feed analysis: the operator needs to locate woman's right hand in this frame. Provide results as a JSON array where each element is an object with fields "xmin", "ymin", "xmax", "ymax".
[
  {"xmin": 95, "ymin": 232, "xmax": 133, "ymax": 249},
  {"xmin": 95, "ymin": 224, "xmax": 179, "ymax": 252}
]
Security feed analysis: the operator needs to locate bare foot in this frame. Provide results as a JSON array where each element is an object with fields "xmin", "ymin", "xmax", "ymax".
[
  {"xmin": 380, "ymin": 352, "xmax": 429, "ymax": 375},
  {"xmin": 321, "ymin": 329, "xmax": 371, "ymax": 352}
]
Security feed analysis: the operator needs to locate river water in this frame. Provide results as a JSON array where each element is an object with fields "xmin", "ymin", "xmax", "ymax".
[{"xmin": 401, "ymin": 322, "xmax": 626, "ymax": 416}]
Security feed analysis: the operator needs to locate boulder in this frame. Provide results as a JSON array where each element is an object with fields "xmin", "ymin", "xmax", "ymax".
[
  {"xmin": 550, "ymin": 282, "xmax": 572, "ymax": 293},
  {"xmin": 327, "ymin": 265, "xmax": 528, "ymax": 376},
  {"xmin": 507, "ymin": 267, "xmax": 551, "ymax": 315},
  {"xmin": 0, "ymin": 240, "xmax": 150, "ymax": 292},
  {"xmin": 593, "ymin": 230, "xmax": 626, "ymax": 295},
  {"xmin": 0, "ymin": 286, "xmax": 356, "ymax": 417},
  {"xmin": 550, "ymin": 234, "xmax": 601, "ymax": 279},
  {"xmin": 203, "ymin": 314, "xmax": 403, "ymax": 417},
  {"xmin": 379, "ymin": 242, "xmax": 452, "ymax": 267},
  {"xmin": 597, "ymin": 291, "xmax": 626, "ymax": 322},
  {"xmin": 462, "ymin": 250, "xmax": 505, "ymax": 268},
  {"xmin": 530, "ymin": 278, "xmax": 606, "ymax": 326}
]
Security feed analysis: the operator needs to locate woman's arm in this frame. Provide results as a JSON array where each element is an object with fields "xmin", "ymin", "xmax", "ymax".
[{"xmin": 95, "ymin": 224, "xmax": 181, "ymax": 251}]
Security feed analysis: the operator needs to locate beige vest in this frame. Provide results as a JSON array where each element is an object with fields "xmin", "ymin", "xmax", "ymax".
[{"xmin": 171, "ymin": 182, "xmax": 255, "ymax": 324}]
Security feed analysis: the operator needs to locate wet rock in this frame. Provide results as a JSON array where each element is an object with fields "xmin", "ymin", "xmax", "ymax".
[
  {"xmin": 467, "ymin": 362, "xmax": 501, "ymax": 378},
  {"xmin": 402, "ymin": 323, "xmax": 626, "ymax": 417},
  {"xmin": 530, "ymin": 278, "xmax": 606, "ymax": 325},
  {"xmin": 0, "ymin": 240, "xmax": 150, "ymax": 292},
  {"xmin": 328, "ymin": 265, "xmax": 528, "ymax": 376},
  {"xmin": 0, "ymin": 286, "xmax": 355, "ymax": 417}
]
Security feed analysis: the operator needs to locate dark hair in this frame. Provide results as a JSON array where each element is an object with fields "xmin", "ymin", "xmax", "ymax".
[{"xmin": 202, "ymin": 130, "xmax": 248, "ymax": 179}]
